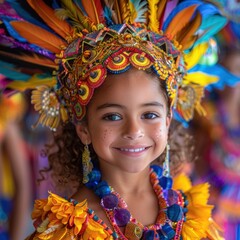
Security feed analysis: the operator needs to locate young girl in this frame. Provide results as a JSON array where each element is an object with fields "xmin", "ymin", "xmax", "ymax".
[{"xmin": 0, "ymin": 0, "xmax": 227, "ymax": 239}]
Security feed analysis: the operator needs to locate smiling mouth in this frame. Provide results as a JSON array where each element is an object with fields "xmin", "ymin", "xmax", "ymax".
[{"xmin": 118, "ymin": 147, "xmax": 149, "ymax": 153}]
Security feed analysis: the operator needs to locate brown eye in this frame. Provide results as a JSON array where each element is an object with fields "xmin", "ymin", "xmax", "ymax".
[{"xmin": 142, "ymin": 112, "xmax": 159, "ymax": 119}]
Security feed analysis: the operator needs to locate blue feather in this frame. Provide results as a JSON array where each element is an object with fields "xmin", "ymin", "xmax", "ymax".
[
  {"xmin": 103, "ymin": 6, "xmax": 114, "ymax": 26},
  {"xmin": 189, "ymin": 64, "xmax": 240, "ymax": 91},
  {"xmin": 173, "ymin": 111, "xmax": 189, "ymax": 128},
  {"xmin": 231, "ymin": 21, "xmax": 240, "ymax": 40},
  {"xmin": 51, "ymin": 0, "xmax": 61, "ymax": 9},
  {"xmin": 0, "ymin": 60, "xmax": 31, "ymax": 81},
  {"xmin": 195, "ymin": 16, "xmax": 227, "ymax": 46},
  {"xmin": 2, "ymin": 18, "xmax": 27, "ymax": 43},
  {"xmin": 73, "ymin": 0, "xmax": 87, "ymax": 15}
]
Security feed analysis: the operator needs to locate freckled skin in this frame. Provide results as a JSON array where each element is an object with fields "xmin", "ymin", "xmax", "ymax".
[{"xmin": 77, "ymin": 68, "xmax": 171, "ymax": 173}]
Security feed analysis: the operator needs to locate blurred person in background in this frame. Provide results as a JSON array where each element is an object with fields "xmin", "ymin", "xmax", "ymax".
[
  {"xmin": 190, "ymin": 4, "xmax": 240, "ymax": 238},
  {"xmin": 0, "ymin": 86, "xmax": 32, "ymax": 240}
]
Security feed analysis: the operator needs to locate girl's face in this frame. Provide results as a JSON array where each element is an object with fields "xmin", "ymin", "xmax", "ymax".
[{"xmin": 76, "ymin": 68, "xmax": 171, "ymax": 173}]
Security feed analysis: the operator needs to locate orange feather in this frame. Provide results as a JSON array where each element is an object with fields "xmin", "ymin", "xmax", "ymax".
[
  {"xmin": 0, "ymin": 51, "xmax": 57, "ymax": 69},
  {"xmin": 176, "ymin": 12, "xmax": 202, "ymax": 50},
  {"xmin": 10, "ymin": 21, "xmax": 67, "ymax": 53},
  {"xmin": 165, "ymin": 5, "xmax": 198, "ymax": 37},
  {"xmin": 81, "ymin": 0, "xmax": 102, "ymax": 24},
  {"xmin": 157, "ymin": 0, "xmax": 167, "ymax": 30},
  {"xmin": 27, "ymin": 0, "xmax": 73, "ymax": 39},
  {"xmin": 118, "ymin": 0, "xmax": 131, "ymax": 23}
]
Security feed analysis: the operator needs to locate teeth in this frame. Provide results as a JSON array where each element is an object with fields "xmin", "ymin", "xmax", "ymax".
[{"xmin": 120, "ymin": 148, "xmax": 145, "ymax": 152}]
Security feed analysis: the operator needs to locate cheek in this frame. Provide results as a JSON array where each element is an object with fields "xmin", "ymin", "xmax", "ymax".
[
  {"xmin": 152, "ymin": 124, "xmax": 168, "ymax": 144},
  {"xmin": 91, "ymin": 127, "xmax": 114, "ymax": 144}
]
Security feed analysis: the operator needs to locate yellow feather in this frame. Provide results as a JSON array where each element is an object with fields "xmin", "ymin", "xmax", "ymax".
[
  {"xmin": 165, "ymin": 5, "xmax": 198, "ymax": 37},
  {"xmin": 118, "ymin": 0, "xmax": 131, "ymax": 23},
  {"xmin": 128, "ymin": 2, "xmax": 137, "ymax": 24},
  {"xmin": 0, "ymin": 51, "xmax": 57, "ymax": 69},
  {"xmin": 176, "ymin": 12, "xmax": 202, "ymax": 50},
  {"xmin": 183, "ymin": 72, "xmax": 218, "ymax": 87},
  {"xmin": 184, "ymin": 42, "xmax": 209, "ymax": 70},
  {"xmin": 147, "ymin": 0, "xmax": 161, "ymax": 33},
  {"xmin": 59, "ymin": 0, "xmax": 92, "ymax": 31},
  {"xmin": 10, "ymin": 21, "xmax": 67, "ymax": 53},
  {"xmin": 27, "ymin": 0, "xmax": 73, "ymax": 39},
  {"xmin": 7, "ymin": 75, "xmax": 57, "ymax": 91}
]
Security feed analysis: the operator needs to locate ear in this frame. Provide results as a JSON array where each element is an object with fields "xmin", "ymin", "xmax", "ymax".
[
  {"xmin": 75, "ymin": 122, "xmax": 92, "ymax": 144},
  {"xmin": 166, "ymin": 109, "xmax": 172, "ymax": 129}
]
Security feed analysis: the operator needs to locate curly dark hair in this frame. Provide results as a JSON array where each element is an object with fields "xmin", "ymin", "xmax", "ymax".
[{"xmin": 38, "ymin": 69, "xmax": 195, "ymax": 192}]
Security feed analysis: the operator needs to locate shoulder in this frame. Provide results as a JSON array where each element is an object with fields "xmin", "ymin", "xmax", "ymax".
[
  {"xmin": 28, "ymin": 192, "xmax": 115, "ymax": 239},
  {"xmin": 173, "ymin": 174, "xmax": 224, "ymax": 240}
]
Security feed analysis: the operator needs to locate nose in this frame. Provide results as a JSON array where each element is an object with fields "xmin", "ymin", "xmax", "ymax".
[{"xmin": 122, "ymin": 118, "xmax": 144, "ymax": 140}]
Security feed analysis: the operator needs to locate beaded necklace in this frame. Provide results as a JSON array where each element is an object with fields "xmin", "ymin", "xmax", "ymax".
[{"xmin": 85, "ymin": 165, "xmax": 186, "ymax": 240}]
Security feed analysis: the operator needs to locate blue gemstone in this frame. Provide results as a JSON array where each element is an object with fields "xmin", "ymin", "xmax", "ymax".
[
  {"xmin": 162, "ymin": 223, "xmax": 176, "ymax": 239},
  {"xmin": 88, "ymin": 170, "xmax": 101, "ymax": 182},
  {"xmin": 159, "ymin": 176, "xmax": 173, "ymax": 189},
  {"xmin": 143, "ymin": 230, "xmax": 159, "ymax": 239},
  {"xmin": 101, "ymin": 193, "xmax": 119, "ymax": 209},
  {"xmin": 167, "ymin": 204, "xmax": 183, "ymax": 222},
  {"xmin": 94, "ymin": 181, "xmax": 111, "ymax": 198},
  {"xmin": 114, "ymin": 208, "xmax": 130, "ymax": 227},
  {"xmin": 151, "ymin": 165, "xmax": 163, "ymax": 177}
]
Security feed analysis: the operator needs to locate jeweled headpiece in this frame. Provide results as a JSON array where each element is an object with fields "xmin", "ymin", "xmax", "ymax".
[{"xmin": 0, "ymin": 0, "xmax": 227, "ymax": 130}]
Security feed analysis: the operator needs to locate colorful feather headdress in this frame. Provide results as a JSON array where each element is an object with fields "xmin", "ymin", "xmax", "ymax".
[{"xmin": 0, "ymin": 0, "xmax": 227, "ymax": 130}]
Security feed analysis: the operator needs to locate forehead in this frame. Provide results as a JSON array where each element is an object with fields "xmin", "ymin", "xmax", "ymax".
[{"xmin": 89, "ymin": 68, "xmax": 167, "ymax": 106}]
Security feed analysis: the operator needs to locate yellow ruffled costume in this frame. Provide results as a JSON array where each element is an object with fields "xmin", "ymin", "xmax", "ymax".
[{"xmin": 26, "ymin": 175, "xmax": 224, "ymax": 240}]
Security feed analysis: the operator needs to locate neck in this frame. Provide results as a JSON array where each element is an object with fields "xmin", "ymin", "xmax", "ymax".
[{"xmin": 100, "ymin": 164, "xmax": 152, "ymax": 195}]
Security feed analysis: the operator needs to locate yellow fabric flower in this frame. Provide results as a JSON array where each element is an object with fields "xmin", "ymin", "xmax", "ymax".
[
  {"xmin": 173, "ymin": 174, "xmax": 224, "ymax": 240},
  {"xmin": 82, "ymin": 218, "xmax": 113, "ymax": 240},
  {"xmin": 30, "ymin": 192, "xmax": 114, "ymax": 239},
  {"xmin": 32, "ymin": 199, "xmax": 48, "ymax": 220}
]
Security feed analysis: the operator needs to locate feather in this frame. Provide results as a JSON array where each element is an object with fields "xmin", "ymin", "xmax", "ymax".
[
  {"xmin": 194, "ymin": 15, "xmax": 227, "ymax": 46},
  {"xmin": 147, "ymin": 0, "xmax": 161, "ymax": 33},
  {"xmin": 103, "ymin": 5, "xmax": 115, "ymax": 26},
  {"xmin": 57, "ymin": 0, "xmax": 91, "ymax": 31},
  {"xmin": 118, "ymin": 0, "xmax": 131, "ymax": 24},
  {"xmin": 190, "ymin": 64, "xmax": 240, "ymax": 91},
  {"xmin": 0, "ymin": 51, "xmax": 57, "ymax": 69},
  {"xmin": 165, "ymin": 5, "xmax": 198, "ymax": 37},
  {"xmin": 176, "ymin": 11, "xmax": 202, "ymax": 50},
  {"xmin": 157, "ymin": 0, "xmax": 168, "ymax": 29},
  {"xmin": 7, "ymin": 74, "xmax": 56, "ymax": 91},
  {"xmin": 184, "ymin": 42, "xmax": 208, "ymax": 70},
  {"xmin": 163, "ymin": 1, "xmax": 198, "ymax": 31},
  {"xmin": 2, "ymin": 18, "xmax": 27, "ymax": 43},
  {"xmin": 0, "ymin": 60, "xmax": 30, "ymax": 81},
  {"xmin": 5, "ymin": 0, "xmax": 52, "ymax": 32},
  {"xmin": 80, "ymin": 0, "xmax": 104, "ymax": 24},
  {"xmin": 10, "ymin": 21, "xmax": 67, "ymax": 53},
  {"xmin": 129, "ymin": 0, "xmax": 148, "ymax": 23},
  {"xmin": 103, "ymin": 0, "xmax": 118, "ymax": 24},
  {"xmin": 27, "ymin": 0, "xmax": 73, "ymax": 39}
]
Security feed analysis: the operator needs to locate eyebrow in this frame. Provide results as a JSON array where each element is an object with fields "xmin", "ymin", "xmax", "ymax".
[{"xmin": 96, "ymin": 101, "xmax": 164, "ymax": 110}]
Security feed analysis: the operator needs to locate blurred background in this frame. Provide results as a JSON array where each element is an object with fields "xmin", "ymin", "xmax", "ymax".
[{"xmin": 0, "ymin": 0, "xmax": 240, "ymax": 240}]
